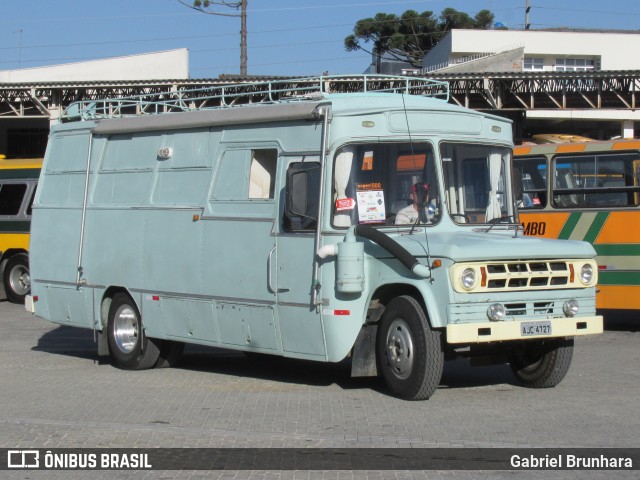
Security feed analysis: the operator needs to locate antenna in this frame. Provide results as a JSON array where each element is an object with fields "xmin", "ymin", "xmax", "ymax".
[{"xmin": 525, "ymin": 0, "xmax": 531, "ymax": 30}]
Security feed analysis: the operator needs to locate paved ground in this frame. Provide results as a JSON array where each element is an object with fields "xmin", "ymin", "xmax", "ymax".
[{"xmin": 0, "ymin": 300, "xmax": 638, "ymax": 479}]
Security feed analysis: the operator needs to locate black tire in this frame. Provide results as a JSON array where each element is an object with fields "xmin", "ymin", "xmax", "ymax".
[
  {"xmin": 107, "ymin": 292, "xmax": 161, "ymax": 370},
  {"xmin": 155, "ymin": 340, "xmax": 185, "ymax": 368},
  {"xmin": 3, "ymin": 253, "xmax": 30, "ymax": 304},
  {"xmin": 376, "ymin": 295, "xmax": 444, "ymax": 400},
  {"xmin": 509, "ymin": 338, "xmax": 574, "ymax": 388}
]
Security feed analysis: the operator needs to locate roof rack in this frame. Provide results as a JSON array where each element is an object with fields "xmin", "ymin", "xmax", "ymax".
[{"xmin": 62, "ymin": 74, "xmax": 449, "ymax": 121}]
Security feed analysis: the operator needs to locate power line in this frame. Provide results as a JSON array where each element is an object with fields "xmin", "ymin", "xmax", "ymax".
[{"xmin": 0, "ymin": 1, "xmax": 429, "ymax": 24}]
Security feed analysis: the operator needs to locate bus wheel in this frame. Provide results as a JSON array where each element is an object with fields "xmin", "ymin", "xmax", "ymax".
[
  {"xmin": 3, "ymin": 253, "xmax": 30, "ymax": 304},
  {"xmin": 107, "ymin": 293, "xmax": 161, "ymax": 370},
  {"xmin": 377, "ymin": 295, "xmax": 444, "ymax": 400},
  {"xmin": 509, "ymin": 338, "xmax": 574, "ymax": 388}
]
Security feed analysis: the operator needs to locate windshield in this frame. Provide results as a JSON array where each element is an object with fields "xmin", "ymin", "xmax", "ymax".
[
  {"xmin": 440, "ymin": 143, "xmax": 514, "ymax": 224},
  {"xmin": 331, "ymin": 142, "xmax": 440, "ymax": 227}
]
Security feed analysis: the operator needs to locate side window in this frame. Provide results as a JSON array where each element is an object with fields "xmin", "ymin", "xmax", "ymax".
[
  {"xmin": 209, "ymin": 147, "xmax": 280, "ymax": 218},
  {"xmin": 0, "ymin": 183, "xmax": 27, "ymax": 216},
  {"xmin": 516, "ymin": 157, "xmax": 548, "ymax": 209},
  {"xmin": 283, "ymin": 161, "xmax": 320, "ymax": 231},
  {"xmin": 249, "ymin": 149, "xmax": 277, "ymax": 199},
  {"xmin": 211, "ymin": 150, "xmax": 249, "ymax": 201},
  {"xmin": 552, "ymin": 153, "xmax": 640, "ymax": 208}
]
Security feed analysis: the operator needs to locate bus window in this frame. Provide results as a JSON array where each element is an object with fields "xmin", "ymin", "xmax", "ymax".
[
  {"xmin": 0, "ymin": 183, "xmax": 28, "ymax": 216},
  {"xmin": 517, "ymin": 157, "xmax": 547, "ymax": 209},
  {"xmin": 552, "ymin": 153, "xmax": 640, "ymax": 208}
]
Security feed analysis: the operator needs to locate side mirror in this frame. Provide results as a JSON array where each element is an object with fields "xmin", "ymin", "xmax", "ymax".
[{"xmin": 284, "ymin": 162, "xmax": 321, "ymax": 231}]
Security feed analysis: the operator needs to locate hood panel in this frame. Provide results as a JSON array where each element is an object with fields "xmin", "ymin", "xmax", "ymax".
[{"xmin": 372, "ymin": 230, "xmax": 595, "ymax": 262}]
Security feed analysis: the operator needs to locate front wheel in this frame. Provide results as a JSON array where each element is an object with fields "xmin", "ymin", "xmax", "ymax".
[
  {"xmin": 107, "ymin": 293, "xmax": 161, "ymax": 370},
  {"xmin": 377, "ymin": 296, "xmax": 444, "ymax": 400},
  {"xmin": 509, "ymin": 338, "xmax": 574, "ymax": 388},
  {"xmin": 3, "ymin": 253, "xmax": 31, "ymax": 304}
]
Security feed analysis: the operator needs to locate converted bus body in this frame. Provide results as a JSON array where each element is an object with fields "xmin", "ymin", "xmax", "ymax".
[
  {"xmin": 27, "ymin": 77, "xmax": 602, "ymax": 399},
  {"xmin": 515, "ymin": 139, "xmax": 640, "ymax": 313},
  {"xmin": 0, "ymin": 157, "xmax": 40, "ymax": 303}
]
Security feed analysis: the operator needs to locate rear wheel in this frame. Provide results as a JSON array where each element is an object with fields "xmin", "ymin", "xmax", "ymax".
[
  {"xmin": 377, "ymin": 295, "xmax": 444, "ymax": 400},
  {"xmin": 509, "ymin": 338, "xmax": 574, "ymax": 388},
  {"xmin": 3, "ymin": 254, "xmax": 30, "ymax": 304},
  {"xmin": 107, "ymin": 293, "xmax": 161, "ymax": 370}
]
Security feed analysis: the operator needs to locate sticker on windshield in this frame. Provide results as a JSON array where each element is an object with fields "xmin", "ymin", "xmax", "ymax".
[
  {"xmin": 335, "ymin": 198, "xmax": 356, "ymax": 211},
  {"xmin": 356, "ymin": 189, "xmax": 386, "ymax": 223}
]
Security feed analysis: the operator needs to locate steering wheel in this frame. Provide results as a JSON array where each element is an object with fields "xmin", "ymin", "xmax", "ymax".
[{"xmin": 450, "ymin": 213, "xmax": 471, "ymax": 223}]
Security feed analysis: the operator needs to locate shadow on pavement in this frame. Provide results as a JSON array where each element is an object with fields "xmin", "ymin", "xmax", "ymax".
[
  {"xmin": 33, "ymin": 324, "xmax": 101, "ymax": 361},
  {"xmin": 600, "ymin": 310, "xmax": 639, "ymax": 332},
  {"xmin": 33, "ymin": 325, "xmax": 518, "ymax": 393}
]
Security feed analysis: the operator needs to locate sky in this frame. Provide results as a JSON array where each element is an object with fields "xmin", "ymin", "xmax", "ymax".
[{"xmin": 0, "ymin": 0, "xmax": 639, "ymax": 79}]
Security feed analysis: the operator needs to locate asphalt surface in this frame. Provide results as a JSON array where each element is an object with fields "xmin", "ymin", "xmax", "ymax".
[{"xmin": 0, "ymin": 300, "xmax": 638, "ymax": 480}]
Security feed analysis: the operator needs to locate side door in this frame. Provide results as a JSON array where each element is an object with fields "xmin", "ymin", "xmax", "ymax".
[
  {"xmin": 275, "ymin": 156, "xmax": 326, "ymax": 359},
  {"xmin": 203, "ymin": 146, "xmax": 281, "ymax": 352}
]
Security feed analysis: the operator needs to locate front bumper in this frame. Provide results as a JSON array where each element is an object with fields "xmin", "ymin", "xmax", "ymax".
[{"xmin": 446, "ymin": 315, "xmax": 603, "ymax": 344}]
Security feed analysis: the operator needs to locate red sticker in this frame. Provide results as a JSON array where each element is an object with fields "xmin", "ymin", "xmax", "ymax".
[{"xmin": 335, "ymin": 198, "xmax": 356, "ymax": 211}]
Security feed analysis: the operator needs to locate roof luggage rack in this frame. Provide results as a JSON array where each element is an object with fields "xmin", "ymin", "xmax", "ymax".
[{"xmin": 62, "ymin": 74, "xmax": 449, "ymax": 121}]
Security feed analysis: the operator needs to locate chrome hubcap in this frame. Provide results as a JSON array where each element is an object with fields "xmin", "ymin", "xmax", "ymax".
[
  {"xmin": 113, "ymin": 305, "xmax": 139, "ymax": 354},
  {"xmin": 9, "ymin": 265, "xmax": 30, "ymax": 296},
  {"xmin": 386, "ymin": 319, "xmax": 414, "ymax": 379}
]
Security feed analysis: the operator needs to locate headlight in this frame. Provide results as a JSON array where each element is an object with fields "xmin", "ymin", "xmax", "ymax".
[
  {"xmin": 580, "ymin": 263, "xmax": 594, "ymax": 285},
  {"xmin": 460, "ymin": 267, "xmax": 477, "ymax": 290},
  {"xmin": 487, "ymin": 303, "xmax": 505, "ymax": 321},
  {"xmin": 563, "ymin": 299, "xmax": 579, "ymax": 317}
]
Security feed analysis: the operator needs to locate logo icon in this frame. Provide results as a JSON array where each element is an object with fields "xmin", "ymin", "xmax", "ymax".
[{"xmin": 7, "ymin": 450, "xmax": 40, "ymax": 468}]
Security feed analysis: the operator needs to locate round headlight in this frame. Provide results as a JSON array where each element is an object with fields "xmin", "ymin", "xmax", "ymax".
[
  {"xmin": 563, "ymin": 299, "xmax": 579, "ymax": 317},
  {"xmin": 461, "ymin": 268, "xmax": 477, "ymax": 290},
  {"xmin": 487, "ymin": 303, "xmax": 505, "ymax": 321},
  {"xmin": 580, "ymin": 263, "xmax": 594, "ymax": 285}
]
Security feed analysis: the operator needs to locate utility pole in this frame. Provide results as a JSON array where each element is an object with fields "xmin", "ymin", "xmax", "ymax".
[
  {"xmin": 240, "ymin": 0, "xmax": 247, "ymax": 78},
  {"xmin": 179, "ymin": 0, "xmax": 248, "ymax": 78},
  {"xmin": 525, "ymin": 0, "xmax": 531, "ymax": 30}
]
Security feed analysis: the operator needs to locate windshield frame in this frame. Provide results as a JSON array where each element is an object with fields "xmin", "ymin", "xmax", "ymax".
[
  {"xmin": 439, "ymin": 141, "xmax": 517, "ymax": 226},
  {"xmin": 330, "ymin": 140, "xmax": 442, "ymax": 229}
]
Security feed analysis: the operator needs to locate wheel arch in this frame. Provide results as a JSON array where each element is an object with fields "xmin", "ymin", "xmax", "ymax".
[
  {"xmin": 367, "ymin": 281, "xmax": 444, "ymax": 328},
  {"xmin": 0, "ymin": 248, "xmax": 28, "ymax": 264},
  {"xmin": 350, "ymin": 281, "xmax": 442, "ymax": 378},
  {"xmin": 100, "ymin": 286, "xmax": 137, "ymax": 330}
]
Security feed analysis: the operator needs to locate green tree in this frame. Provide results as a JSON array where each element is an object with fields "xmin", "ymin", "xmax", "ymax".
[
  {"xmin": 344, "ymin": 8, "xmax": 497, "ymax": 68},
  {"xmin": 178, "ymin": 0, "xmax": 248, "ymax": 78}
]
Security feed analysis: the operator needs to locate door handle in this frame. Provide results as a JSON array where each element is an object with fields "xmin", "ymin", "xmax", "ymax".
[{"xmin": 268, "ymin": 246, "xmax": 289, "ymax": 293}]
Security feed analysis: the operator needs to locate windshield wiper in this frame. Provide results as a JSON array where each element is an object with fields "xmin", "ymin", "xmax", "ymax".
[{"xmin": 483, "ymin": 216, "xmax": 517, "ymax": 233}]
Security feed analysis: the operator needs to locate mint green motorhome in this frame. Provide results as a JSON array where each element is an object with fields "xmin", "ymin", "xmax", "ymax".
[{"xmin": 26, "ymin": 76, "xmax": 602, "ymax": 400}]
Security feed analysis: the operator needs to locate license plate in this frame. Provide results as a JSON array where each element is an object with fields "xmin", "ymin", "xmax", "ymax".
[{"xmin": 520, "ymin": 321, "xmax": 552, "ymax": 336}]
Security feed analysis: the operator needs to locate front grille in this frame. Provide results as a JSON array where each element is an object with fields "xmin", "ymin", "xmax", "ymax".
[
  {"xmin": 450, "ymin": 259, "xmax": 597, "ymax": 294},
  {"xmin": 485, "ymin": 261, "xmax": 569, "ymax": 291}
]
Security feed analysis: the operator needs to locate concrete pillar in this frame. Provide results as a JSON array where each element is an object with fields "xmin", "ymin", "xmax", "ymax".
[
  {"xmin": 49, "ymin": 107, "xmax": 61, "ymax": 128},
  {"xmin": 622, "ymin": 120, "xmax": 635, "ymax": 139}
]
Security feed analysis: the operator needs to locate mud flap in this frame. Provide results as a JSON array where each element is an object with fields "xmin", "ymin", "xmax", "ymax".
[{"xmin": 350, "ymin": 324, "xmax": 378, "ymax": 377}]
